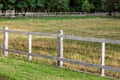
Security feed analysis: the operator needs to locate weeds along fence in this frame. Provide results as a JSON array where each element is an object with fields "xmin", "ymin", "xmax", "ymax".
[{"xmin": 0, "ymin": 26, "xmax": 120, "ymax": 78}]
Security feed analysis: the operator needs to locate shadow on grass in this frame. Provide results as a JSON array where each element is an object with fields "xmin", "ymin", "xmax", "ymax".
[{"xmin": 0, "ymin": 74, "xmax": 15, "ymax": 80}]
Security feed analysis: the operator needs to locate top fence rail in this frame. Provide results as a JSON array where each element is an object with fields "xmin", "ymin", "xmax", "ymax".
[{"xmin": 1, "ymin": 29, "xmax": 120, "ymax": 44}]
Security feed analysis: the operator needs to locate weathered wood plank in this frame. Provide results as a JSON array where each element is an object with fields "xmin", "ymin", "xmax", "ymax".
[
  {"xmin": 59, "ymin": 35, "xmax": 120, "ymax": 44},
  {"xmin": 1, "ymin": 48, "xmax": 57, "ymax": 60},
  {"xmin": 57, "ymin": 57, "xmax": 120, "ymax": 72},
  {"xmin": 1, "ymin": 30, "xmax": 57, "ymax": 37},
  {"xmin": 1, "ymin": 47, "xmax": 120, "ymax": 72},
  {"xmin": 1, "ymin": 29, "xmax": 120, "ymax": 44}
]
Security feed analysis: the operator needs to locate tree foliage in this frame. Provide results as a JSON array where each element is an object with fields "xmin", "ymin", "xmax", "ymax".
[
  {"xmin": 36, "ymin": 0, "xmax": 44, "ymax": 11},
  {"xmin": 105, "ymin": 0, "xmax": 120, "ymax": 16},
  {"xmin": 49, "ymin": 0, "xmax": 69, "ymax": 12},
  {"xmin": 0, "ymin": 3, "xmax": 3, "ymax": 10},
  {"xmin": 0, "ymin": 0, "xmax": 120, "ymax": 16},
  {"xmin": 82, "ymin": 0, "xmax": 94, "ymax": 12},
  {"xmin": 69, "ymin": 0, "xmax": 84, "ymax": 11}
]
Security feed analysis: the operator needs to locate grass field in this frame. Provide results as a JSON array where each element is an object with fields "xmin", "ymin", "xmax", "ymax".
[
  {"xmin": 0, "ymin": 57, "xmax": 112, "ymax": 80},
  {"xmin": 0, "ymin": 16, "xmax": 120, "ymax": 79},
  {"xmin": 0, "ymin": 16, "xmax": 120, "ymax": 39}
]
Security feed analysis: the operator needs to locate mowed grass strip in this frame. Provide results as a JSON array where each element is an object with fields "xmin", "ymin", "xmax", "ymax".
[{"xmin": 0, "ymin": 57, "xmax": 111, "ymax": 80}]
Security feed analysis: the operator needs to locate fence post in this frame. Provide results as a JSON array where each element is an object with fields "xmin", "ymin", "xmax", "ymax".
[
  {"xmin": 100, "ymin": 42, "xmax": 105, "ymax": 76},
  {"xmin": 57, "ymin": 30, "xmax": 63, "ymax": 67},
  {"xmin": 2, "ymin": 26, "xmax": 8, "ymax": 56},
  {"xmin": 28, "ymin": 34, "xmax": 32, "ymax": 61}
]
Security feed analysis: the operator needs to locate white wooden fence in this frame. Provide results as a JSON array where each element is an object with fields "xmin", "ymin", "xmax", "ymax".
[
  {"xmin": 0, "ymin": 26, "xmax": 120, "ymax": 78},
  {"xmin": 0, "ymin": 12, "xmax": 87, "ymax": 18},
  {"xmin": 0, "ymin": 12, "xmax": 120, "ymax": 18}
]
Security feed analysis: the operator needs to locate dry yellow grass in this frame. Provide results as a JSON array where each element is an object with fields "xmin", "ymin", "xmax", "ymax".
[
  {"xmin": 0, "ymin": 18, "xmax": 120, "ymax": 39},
  {"xmin": 0, "ymin": 17, "xmax": 120, "ymax": 78}
]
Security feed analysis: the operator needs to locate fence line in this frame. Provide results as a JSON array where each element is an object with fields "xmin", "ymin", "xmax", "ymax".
[
  {"xmin": 0, "ymin": 12, "xmax": 88, "ymax": 18},
  {"xmin": 0, "ymin": 12, "xmax": 120, "ymax": 18},
  {"xmin": 0, "ymin": 26, "xmax": 120, "ymax": 78}
]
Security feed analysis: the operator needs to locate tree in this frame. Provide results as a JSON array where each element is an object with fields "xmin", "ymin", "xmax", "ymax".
[
  {"xmin": 0, "ymin": 0, "xmax": 119, "ymax": 14},
  {"xmin": 2, "ymin": 0, "xmax": 15, "ymax": 10},
  {"xmin": 26, "ymin": 0, "xmax": 36, "ymax": 12},
  {"xmin": 43, "ymin": 0, "xmax": 50, "ymax": 12},
  {"xmin": 69, "ymin": 0, "xmax": 84, "ymax": 11},
  {"xmin": 82, "ymin": 0, "xmax": 94, "ymax": 12},
  {"xmin": 43, "ymin": 0, "xmax": 69, "ymax": 12},
  {"xmin": 35, "ymin": 0, "xmax": 44, "ymax": 12},
  {"xmin": 106, "ymin": 0, "xmax": 119, "ymax": 16},
  {"xmin": 0, "ymin": 3, "xmax": 3, "ymax": 10},
  {"xmin": 116, "ymin": 0, "xmax": 120, "ymax": 12},
  {"xmin": 50, "ymin": 0, "xmax": 69, "ymax": 12},
  {"xmin": 89, "ymin": 0, "xmax": 105, "ymax": 12},
  {"xmin": 15, "ymin": 0, "xmax": 28, "ymax": 13},
  {"xmin": 0, "ymin": 0, "xmax": 15, "ymax": 15}
]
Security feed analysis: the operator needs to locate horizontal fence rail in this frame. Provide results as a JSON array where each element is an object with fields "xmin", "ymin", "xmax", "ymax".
[
  {"xmin": 1, "ymin": 29, "xmax": 120, "ymax": 44},
  {"xmin": 1, "ymin": 48, "xmax": 120, "ymax": 72},
  {"xmin": 0, "ymin": 26, "xmax": 120, "ymax": 79}
]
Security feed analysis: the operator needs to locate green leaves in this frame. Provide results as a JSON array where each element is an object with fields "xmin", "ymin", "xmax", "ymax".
[
  {"xmin": 82, "ymin": 0, "xmax": 95, "ymax": 12},
  {"xmin": 17, "ymin": 1, "xmax": 28, "ymax": 8},
  {"xmin": 0, "ymin": 3, "xmax": 3, "ymax": 10},
  {"xmin": 0, "ymin": 0, "xmax": 120, "ymax": 13},
  {"xmin": 50, "ymin": 0, "xmax": 69, "ymax": 12},
  {"xmin": 8, "ymin": 0, "xmax": 15, "ymax": 4},
  {"xmin": 27, "ymin": 0, "xmax": 36, "ymax": 8},
  {"xmin": 36, "ymin": 0, "xmax": 45, "ymax": 9}
]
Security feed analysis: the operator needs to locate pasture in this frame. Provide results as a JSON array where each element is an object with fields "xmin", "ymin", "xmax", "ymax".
[{"xmin": 0, "ymin": 16, "xmax": 120, "ymax": 79}]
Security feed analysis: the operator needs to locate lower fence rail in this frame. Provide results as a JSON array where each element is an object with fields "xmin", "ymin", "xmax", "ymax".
[{"xmin": 1, "ymin": 48, "xmax": 120, "ymax": 73}]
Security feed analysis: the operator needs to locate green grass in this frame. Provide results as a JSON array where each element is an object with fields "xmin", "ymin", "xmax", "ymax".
[
  {"xmin": 0, "ymin": 16, "xmax": 120, "ymax": 78},
  {"xmin": 0, "ymin": 56, "xmax": 111, "ymax": 80},
  {"xmin": 0, "ymin": 16, "xmax": 96, "ymax": 22}
]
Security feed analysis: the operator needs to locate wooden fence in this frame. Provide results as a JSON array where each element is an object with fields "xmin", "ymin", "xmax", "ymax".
[
  {"xmin": 1, "ymin": 12, "xmax": 120, "ymax": 18},
  {"xmin": 0, "ymin": 12, "xmax": 87, "ymax": 18},
  {"xmin": 0, "ymin": 26, "xmax": 120, "ymax": 78}
]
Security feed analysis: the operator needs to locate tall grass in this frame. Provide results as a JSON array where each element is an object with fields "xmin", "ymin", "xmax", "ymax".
[{"xmin": 0, "ymin": 16, "xmax": 120, "ymax": 78}]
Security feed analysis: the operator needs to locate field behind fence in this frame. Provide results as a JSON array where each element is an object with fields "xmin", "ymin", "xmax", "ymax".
[{"xmin": 0, "ymin": 26, "xmax": 120, "ymax": 79}]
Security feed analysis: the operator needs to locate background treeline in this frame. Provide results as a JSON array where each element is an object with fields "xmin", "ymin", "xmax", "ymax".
[{"xmin": 0, "ymin": 0, "xmax": 120, "ymax": 14}]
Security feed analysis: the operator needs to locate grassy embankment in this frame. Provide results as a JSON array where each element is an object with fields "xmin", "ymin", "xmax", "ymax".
[
  {"xmin": 0, "ymin": 16, "xmax": 120, "ymax": 78},
  {"xmin": 0, "ymin": 57, "xmax": 111, "ymax": 80}
]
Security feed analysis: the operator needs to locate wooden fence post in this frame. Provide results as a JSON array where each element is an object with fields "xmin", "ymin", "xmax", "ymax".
[
  {"xmin": 28, "ymin": 34, "xmax": 32, "ymax": 61},
  {"xmin": 57, "ymin": 30, "xmax": 63, "ymax": 67},
  {"xmin": 100, "ymin": 42, "xmax": 105, "ymax": 76},
  {"xmin": 2, "ymin": 26, "xmax": 8, "ymax": 56}
]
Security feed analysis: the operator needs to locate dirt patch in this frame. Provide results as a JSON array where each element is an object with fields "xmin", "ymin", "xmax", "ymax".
[{"xmin": 0, "ymin": 77, "xmax": 6, "ymax": 80}]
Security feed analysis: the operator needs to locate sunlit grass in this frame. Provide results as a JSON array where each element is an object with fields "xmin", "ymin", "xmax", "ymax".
[
  {"xmin": 0, "ymin": 17, "xmax": 120, "ymax": 39},
  {"xmin": 0, "ymin": 57, "xmax": 111, "ymax": 80},
  {"xmin": 0, "ymin": 16, "xmax": 120, "ymax": 78}
]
